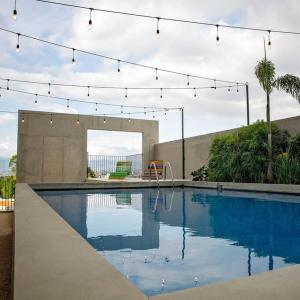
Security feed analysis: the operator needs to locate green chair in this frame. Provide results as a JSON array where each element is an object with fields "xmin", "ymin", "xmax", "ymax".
[{"xmin": 109, "ymin": 161, "xmax": 132, "ymax": 179}]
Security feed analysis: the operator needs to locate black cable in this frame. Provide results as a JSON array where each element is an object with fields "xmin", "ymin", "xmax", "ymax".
[
  {"xmin": 36, "ymin": 0, "xmax": 300, "ymax": 35},
  {"xmin": 0, "ymin": 76, "xmax": 243, "ymax": 91},
  {"xmin": 0, "ymin": 26, "xmax": 245, "ymax": 85}
]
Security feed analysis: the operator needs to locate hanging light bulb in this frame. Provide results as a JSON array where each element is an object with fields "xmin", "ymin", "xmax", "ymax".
[
  {"xmin": 155, "ymin": 68, "xmax": 158, "ymax": 80},
  {"xmin": 228, "ymin": 86, "xmax": 231, "ymax": 94},
  {"xmin": 267, "ymin": 30, "xmax": 272, "ymax": 49},
  {"xmin": 186, "ymin": 75, "xmax": 190, "ymax": 86},
  {"xmin": 67, "ymin": 99, "xmax": 70, "ymax": 108},
  {"xmin": 95, "ymin": 102, "xmax": 98, "ymax": 112},
  {"xmin": 72, "ymin": 48, "xmax": 75, "ymax": 65},
  {"xmin": 0, "ymin": 87, "xmax": 2, "ymax": 97},
  {"xmin": 216, "ymin": 25, "xmax": 220, "ymax": 46},
  {"xmin": 88, "ymin": 8, "xmax": 93, "ymax": 30},
  {"xmin": 160, "ymin": 88, "xmax": 163, "ymax": 99},
  {"xmin": 13, "ymin": 0, "xmax": 17, "ymax": 20},
  {"xmin": 6, "ymin": 79, "xmax": 10, "ymax": 90},
  {"xmin": 16, "ymin": 33, "xmax": 20, "ymax": 53},
  {"xmin": 125, "ymin": 88, "xmax": 128, "ymax": 99},
  {"xmin": 152, "ymin": 110, "xmax": 155, "ymax": 119},
  {"xmin": 161, "ymin": 279, "xmax": 165, "ymax": 287},
  {"xmin": 87, "ymin": 86, "xmax": 90, "ymax": 97},
  {"xmin": 34, "ymin": 94, "xmax": 38, "ymax": 103},
  {"xmin": 156, "ymin": 17, "xmax": 160, "ymax": 38},
  {"xmin": 103, "ymin": 114, "xmax": 106, "ymax": 124},
  {"xmin": 21, "ymin": 114, "xmax": 25, "ymax": 123},
  {"xmin": 48, "ymin": 83, "xmax": 51, "ymax": 96},
  {"xmin": 121, "ymin": 105, "xmax": 124, "ymax": 114},
  {"xmin": 76, "ymin": 115, "xmax": 80, "ymax": 125},
  {"xmin": 164, "ymin": 109, "xmax": 167, "ymax": 115},
  {"xmin": 50, "ymin": 114, "xmax": 53, "ymax": 125},
  {"xmin": 214, "ymin": 79, "xmax": 217, "ymax": 90},
  {"xmin": 117, "ymin": 60, "xmax": 121, "ymax": 73},
  {"xmin": 128, "ymin": 113, "xmax": 131, "ymax": 122},
  {"xmin": 194, "ymin": 88, "xmax": 197, "ymax": 97},
  {"xmin": 236, "ymin": 83, "xmax": 239, "ymax": 94},
  {"xmin": 144, "ymin": 107, "xmax": 147, "ymax": 115}
]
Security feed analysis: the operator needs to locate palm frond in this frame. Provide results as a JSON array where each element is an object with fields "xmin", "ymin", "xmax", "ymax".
[
  {"xmin": 255, "ymin": 58, "xmax": 276, "ymax": 95},
  {"xmin": 273, "ymin": 74, "xmax": 300, "ymax": 103}
]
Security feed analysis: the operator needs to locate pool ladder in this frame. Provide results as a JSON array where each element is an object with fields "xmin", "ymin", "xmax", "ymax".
[{"xmin": 149, "ymin": 161, "xmax": 174, "ymax": 188}]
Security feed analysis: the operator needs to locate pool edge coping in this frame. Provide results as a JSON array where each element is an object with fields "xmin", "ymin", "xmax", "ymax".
[{"xmin": 14, "ymin": 182, "xmax": 300, "ymax": 300}]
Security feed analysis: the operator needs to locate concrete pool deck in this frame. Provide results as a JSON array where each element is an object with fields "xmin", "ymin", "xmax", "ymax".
[{"xmin": 14, "ymin": 182, "xmax": 300, "ymax": 300}]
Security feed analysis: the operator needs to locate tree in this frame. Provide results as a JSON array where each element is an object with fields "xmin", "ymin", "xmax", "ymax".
[
  {"xmin": 255, "ymin": 55, "xmax": 300, "ymax": 182},
  {"xmin": 9, "ymin": 154, "xmax": 17, "ymax": 175}
]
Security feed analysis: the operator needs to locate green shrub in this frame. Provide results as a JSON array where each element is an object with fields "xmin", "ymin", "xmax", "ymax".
[
  {"xmin": 274, "ymin": 157, "xmax": 300, "ymax": 184},
  {"xmin": 87, "ymin": 167, "xmax": 97, "ymax": 178},
  {"xmin": 288, "ymin": 133, "xmax": 300, "ymax": 160},
  {"xmin": 208, "ymin": 121, "xmax": 290, "ymax": 183},
  {"xmin": 0, "ymin": 176, "xmax": 16, "ymax": 199},
  {"xmin": 191, "ymin": 166, "xmax": 208, "ymax": 181}
]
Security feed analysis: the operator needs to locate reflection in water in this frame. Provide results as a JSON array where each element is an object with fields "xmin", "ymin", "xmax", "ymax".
[{"xmin": 39, "ymin": 188, "xmax": 300, "ymax": 296}]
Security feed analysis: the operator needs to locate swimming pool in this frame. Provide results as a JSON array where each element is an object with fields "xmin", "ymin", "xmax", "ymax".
[{"xmin": 38, "ymin": 187, "xmax": 300, "ymax": 296}]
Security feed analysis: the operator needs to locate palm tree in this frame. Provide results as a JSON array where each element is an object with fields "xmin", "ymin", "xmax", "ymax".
[{"xmin": 255, "ymin": 54, "xmax": 300, "ymax": 182}]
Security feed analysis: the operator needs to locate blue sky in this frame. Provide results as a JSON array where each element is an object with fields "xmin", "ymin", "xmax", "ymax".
[{"xmin": 0, "ymin": 0, "xmax": 299, "ymax": 157}]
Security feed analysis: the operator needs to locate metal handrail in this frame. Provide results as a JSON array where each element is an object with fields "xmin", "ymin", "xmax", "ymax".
[
  {"xmin": 164, "ymin": 161, "xmax": 174, "ymax": 187},
  {"xmin": 149, "ymin": 162, "xmax": 160, "ymax": 187}
]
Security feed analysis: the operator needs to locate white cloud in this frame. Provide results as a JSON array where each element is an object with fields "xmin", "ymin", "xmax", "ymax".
[{"xmin": 0, "ymin": 0, "xmax": 299, "ymax": 157}]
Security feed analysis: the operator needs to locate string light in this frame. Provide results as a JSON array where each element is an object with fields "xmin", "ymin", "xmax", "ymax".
[
  {"xmin": 48, "ymin": 83, "xmax": 51, "ymax": 96},
  {"xmin": 194, "ymin": 88, "xmax": 197, "ymax": 97},
  {"xmin": 87, "ymin": 86, "xmax": 90, "ymax": 97},
  {"xmin": 156, "ymin": 17, "xmax": 160, "ymax": 38},
  {"xmin": 6, "ymin": 79, "xmax": 10, "ymax": 90},
  {"xmin": 155, "ymin": 68, "xmax": 158, "ymax": 80},
  {"xmin": 268, "ymin": 30, "xmax": 272, "ymax": 49},
  {"xmin": 125, "ymin": 88, "xmax": 128, "ymax": 99},
  {"xmin": 34, "ymin": 93, "xmax": 38, "ymax": 103},
  {"xmin": 121, "ymin": 105, "xmax": 124, "ymax": 113},
  {"xmin": 13, "ymin": 0, "xmax": 17, "ymax": 20},
  {"xmin": 144, "ymin": 107, "xmax": 146, "ymax": 115},
  {"xmin": 164, "ymin": 108, "xmax": 167, "ymax": 115},
  {"xmin": 0, "ymin": 27, "xmax": 245, "ymax": 86},
  {"xmin": 76, "ymin": 114, "xmax": 80, "ymax": 124},
  {"xmin": 160, "ymin": 88, "xmax": 163, "ymax": 99},
  {"xmin": 50, "ymin": 113, "xmax": 53, "ymax": 124},
  {"xmin": 152, "ymin": 110, "xmax": 155, "ymax": 119},
  {"xmin": 186, "ymin": 75, "xmax": 190, "ymax": 86},
  {"xmin": 21, "ymin": 113, "xmax": 25, "ymax": 123},
  {"xmin": 67, "ymin": 99, "xmax": 70, "ymax": 108},
  {"xmin": 72, "ymin": 48, "xmax": 75, "ymax": 64},
  {"xmin": 117, "ymin": 59, "xmax": 120, "ymax": 73},
  {"xmin": 16, "ymin": 34, "xmax": 20, "ymax": 52},
  {"xmin": 0, "ymin": 87, "xmax": 1, "ymax": 97},
  {"xmin": 228, "ymin": 86, "xmax": 231, "ymax": 94},
  {"xmin": 216, "ymin": 25, "xmax": 220, "ymax": 46},
  {"xmin": 88, "ymin": 8, "xmax": 93, "ymax": 30},
  {"xmin": 103, "ymin": 114, "xmax": 106, "ymax": 124},
  {"xmin": 95, "ymin": 102, "xmax": 98, "ymax": 111},
  {"xmin": 128, "ymin": 113, "xmax": 131, "ymax": 122},
  {"xmin": 236, "ymin": 83, "xmax": 239, "ymax": 94},
  {"xmin": 214, "ymin": 79, "xmax": 217, "ymax": 90}
]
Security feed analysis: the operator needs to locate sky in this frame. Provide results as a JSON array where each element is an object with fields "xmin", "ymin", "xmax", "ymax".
[{"xmin": 0, "ymin": 0, "xmax": 299, "ymax": 157}]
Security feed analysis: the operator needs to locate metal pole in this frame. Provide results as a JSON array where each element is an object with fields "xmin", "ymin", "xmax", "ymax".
[
  {"xmin": 246, "ymin": 83, "xmax": 250, "ymax": 125},
  {"xmin": 181, "ymin": 107, "xmax": 185, "ymax": 179}
]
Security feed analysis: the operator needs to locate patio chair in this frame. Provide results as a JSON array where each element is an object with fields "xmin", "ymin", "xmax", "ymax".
[
  {"xmin": 142, "ymin": 160, "xmax": 164, "ymax": 180},
  {"xmin": 109, "ymin": 161, "xmax": 132, "ymax": 179}
]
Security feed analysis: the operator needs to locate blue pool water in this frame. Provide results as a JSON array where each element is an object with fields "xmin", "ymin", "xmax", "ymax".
[{"xmin": 38, "ymin": 188, "xmax": 300, "ymax": 296}]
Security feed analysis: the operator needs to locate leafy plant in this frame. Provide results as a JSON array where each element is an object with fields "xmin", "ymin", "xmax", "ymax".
[
  {"xmin": 274, "ymin": 157, "xmax": 300, "ymax": 184},
  {"xmin": 0, "ymin": 176, "xmax": 16, "ymax": 199},
  {"xmin": 288, "ymin": 133, "xmax": 300, "ymax": 160},
  {"xmin": 87, "ymin": 167, "xmax": 97, "ymax": 178},
  {"xmin": 191, "ymin": 166, "xmax": 208, "ymax": 181},
  {"xmin": 208, "ymin": 121, "xmax": 290, "ymax": 183},
  {"xmin": 9, "ymin": 154, "xmax": 17, "ymax": 175}
]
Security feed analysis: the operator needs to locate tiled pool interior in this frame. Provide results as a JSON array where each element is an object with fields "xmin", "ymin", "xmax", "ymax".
[{"xmin": 38, "ymin": 188, "xmax": 300, "ymax": 296}]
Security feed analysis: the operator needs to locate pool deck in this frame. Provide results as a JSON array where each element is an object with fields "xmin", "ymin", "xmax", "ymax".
[{"xmin": 14, "ymin": 182, "xmax": 300, "ymax": 300}]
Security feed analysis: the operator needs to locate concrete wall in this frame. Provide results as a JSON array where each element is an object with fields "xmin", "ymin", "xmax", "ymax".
[
  {"xmin": 17, "ymin": 111, "xmax": 158, "ymax": 184},
  {"xmin": 154, "ymin": 115, "xmax": 300, "ymax": 179}
]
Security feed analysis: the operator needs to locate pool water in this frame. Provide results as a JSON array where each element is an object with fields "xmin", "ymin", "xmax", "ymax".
[{"xmin": 38, "ymin": 188, "xmax": 300, "ymax": 296}]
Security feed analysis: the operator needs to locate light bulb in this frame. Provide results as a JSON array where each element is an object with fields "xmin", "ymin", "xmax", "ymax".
[
  {"xmin": 13, "ymin": 9, "xmax": 17, "ymax": 20},
  {"xmin": 156, "ymin": 17, "xmax": 160, "ymax": 39},
  {"xmin": 16, "ymin": 44, "xmax": 20, "ymax": 52},
  {"xmin": 88, "ymin": 9, "xmax": 93, "ymax": 30}
]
